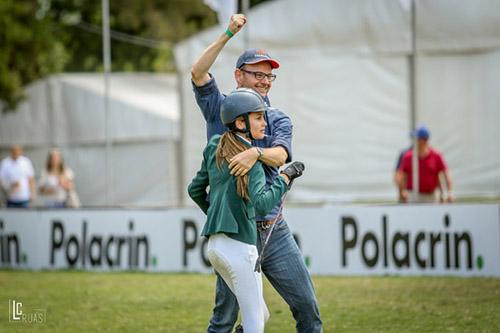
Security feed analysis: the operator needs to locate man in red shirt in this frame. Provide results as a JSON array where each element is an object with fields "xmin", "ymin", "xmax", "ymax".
[{"xmin": 396, "ymin": 125, "xmax": 454, "ymax": 203}]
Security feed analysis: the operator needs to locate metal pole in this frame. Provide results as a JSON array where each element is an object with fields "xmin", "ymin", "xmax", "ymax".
[
  {"xmin": 45, "ymin": 79, "xmax": 56, "ymax": 148},
  {"xmin": 242, "ymin": 0, "xmax": 250, "ymax": 50},
  {"xmin": 102, "ymin": 0, "xmax": 112, "ymax": 206},
  {"xmin": 409, "ymin": 0, "xmax": 419, "ymax": 199},
  {"xmin": 176, "ymin": 71, "xmax": 186, "ymax": 206}
]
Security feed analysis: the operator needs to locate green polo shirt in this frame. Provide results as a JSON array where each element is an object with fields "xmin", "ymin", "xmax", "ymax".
[{"xmin": 188, "ymin": 134, "xmax": 288, "ymax": 245}]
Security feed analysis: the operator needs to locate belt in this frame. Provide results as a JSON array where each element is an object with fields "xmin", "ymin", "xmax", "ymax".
[{"xmin": 256, "ymin": 214, "xmax": 283, "ymax": 231}]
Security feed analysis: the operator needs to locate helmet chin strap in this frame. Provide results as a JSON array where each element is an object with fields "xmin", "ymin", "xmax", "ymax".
[
  {"xmin": 244, "ymin": 114, "xmax": 256, "ymax": 141},
  {"xmin": 231, "ymin": 114, "xmax": 255, "ymax": 141}
]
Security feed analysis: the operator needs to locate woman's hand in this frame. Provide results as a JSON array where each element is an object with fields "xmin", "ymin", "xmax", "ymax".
[
  {"xmin": 59, "ymin": 175, "xmax": 74, "ymax": 191},
  {"xmin": 280, "ymin": 162, "xmax": 305, "ymax": 188},
  {"xmin": 229, "ymin": 147, "xmax": 259, "ymax": 176}
]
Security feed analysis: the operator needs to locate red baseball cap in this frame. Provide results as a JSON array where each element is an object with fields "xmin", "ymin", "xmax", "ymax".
[{"xmin": 236, "ymin": 49, "xmax": 280, "ymax": 69}]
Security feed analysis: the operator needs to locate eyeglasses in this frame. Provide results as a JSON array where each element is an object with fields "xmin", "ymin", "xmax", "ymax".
[{"xmin": 239, "ymin": 68, "xmax": 277, "ymax": 82}]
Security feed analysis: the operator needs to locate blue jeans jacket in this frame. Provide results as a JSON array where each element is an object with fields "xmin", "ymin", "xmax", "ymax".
[{"xmin": 193, "ymin": 75, "xmax": 322, "ymax": 332}]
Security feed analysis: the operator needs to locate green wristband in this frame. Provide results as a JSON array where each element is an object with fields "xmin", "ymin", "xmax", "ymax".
[{"xmin": 225, "ymin": 28, "xmax": 234, "ymax": 38}]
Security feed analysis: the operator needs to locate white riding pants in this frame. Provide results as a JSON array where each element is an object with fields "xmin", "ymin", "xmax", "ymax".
[{"xmin": 207, "ymin": 233, "xmax": 269, "ymax": 333}]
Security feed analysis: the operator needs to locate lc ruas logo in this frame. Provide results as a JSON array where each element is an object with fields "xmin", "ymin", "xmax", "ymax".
[{"xmin": 8, "ymin": 299, "xmax": 46, "ymax": 324}]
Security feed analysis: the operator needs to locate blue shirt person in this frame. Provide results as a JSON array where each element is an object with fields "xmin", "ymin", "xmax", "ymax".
[{"xmin": 190, "ymin": 13, "xmax": 322, "ymax": 333}]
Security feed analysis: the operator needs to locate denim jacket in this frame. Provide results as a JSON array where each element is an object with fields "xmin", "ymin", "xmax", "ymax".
[{"xmin": 192, "ymin": 74, "xmax": 293, "ymax": 221}]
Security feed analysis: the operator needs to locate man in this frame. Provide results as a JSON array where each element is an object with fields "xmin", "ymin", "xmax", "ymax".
[
  {"xmin": 191, "ymin": 14, "xmax": 322, "ymax": 333},
  {"xmin": 0, "ymin": 145, "xmax": 36, "ymax": 208},
  {"xmin": 396, "ymin": 125, "xmax": 454, "ymax": 203}
]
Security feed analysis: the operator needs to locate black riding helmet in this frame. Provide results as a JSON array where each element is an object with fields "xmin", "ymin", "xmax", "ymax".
[{"xmin": 220, "ymin": 88, "xmax": 266, "ymax": 140}]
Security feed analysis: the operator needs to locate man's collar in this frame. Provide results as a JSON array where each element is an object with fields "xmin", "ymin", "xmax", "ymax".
[{"xmin": 263, "ymin": 95, "xmax": 270, "ymax": 107}]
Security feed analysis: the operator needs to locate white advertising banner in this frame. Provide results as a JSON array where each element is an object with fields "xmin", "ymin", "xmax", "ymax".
[
  {"xmin": 285, "ymin": 204, "xmax": 500, "ymax": 276},
  {"xmin": 0, "ymin": 205, "xmax": 499, "ymax": 276}
]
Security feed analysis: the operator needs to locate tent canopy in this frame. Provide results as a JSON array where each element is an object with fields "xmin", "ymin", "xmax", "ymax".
[
  {"xmin": 1, "ymin": 73, "xmax": 179, "ymax": 146},
  {"xmin": 174, "ymin": 0, "xmax": 500, "ymax": 202},
  {"xmin": 0, "ymin": 73, "xmax": 181, "ymax": 207}
]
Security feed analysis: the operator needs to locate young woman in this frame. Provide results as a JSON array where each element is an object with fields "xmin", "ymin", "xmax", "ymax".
[
  {"xmin": 38, "ymin": 149, "xmax": 79, "ymax": 208},
  {"xmin": 188, "ymin": 88, "xmax": 304, "ymax": 333}
]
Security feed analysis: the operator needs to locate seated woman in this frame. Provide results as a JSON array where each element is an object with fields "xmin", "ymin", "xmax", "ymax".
[{"xmin": 188, "ymin": 88, "xmax": 304, "ymax": 333}]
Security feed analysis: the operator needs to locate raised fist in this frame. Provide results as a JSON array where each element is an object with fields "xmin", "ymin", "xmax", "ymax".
[{"xmin": 227, "ymin": 14, "xmax": 247, "ymax": 36}]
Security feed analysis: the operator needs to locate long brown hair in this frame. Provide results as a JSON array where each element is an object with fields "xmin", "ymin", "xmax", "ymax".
[
  {"xmin": 46, "ymin": 149, "xmax": 65, "ymax": 174},
  {"xmin": 216, "ymin": 132, "xmax": 250, "ymax": 200}
]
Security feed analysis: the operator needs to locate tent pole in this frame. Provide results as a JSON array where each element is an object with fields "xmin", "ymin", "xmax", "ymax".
[
  {"xmin": 410, "ymin": 0, "xmax": 419, "ymax": 199},
  {"xmin": 242, "ymin": 0, "xmax": 250, "ymax": 49},
  {"xmin": 176, "ymin": 72, "xmax": 186, "ymax": 207},
  {"xmin": 102, "ymin": 0, "xmax": 113, "ymax": 206}
]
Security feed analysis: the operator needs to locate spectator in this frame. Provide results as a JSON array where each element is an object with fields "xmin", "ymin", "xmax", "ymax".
[
  {"xmin": 396, "ymin": 125, "xmax": 454, "ymax": 203},
  {"xmin": 39, "ymin": 149, "xmax": 80, "ymax": 208},
  {"xmin": 0, "ymin": 145, "xmax": 36, "ymax": 208}
]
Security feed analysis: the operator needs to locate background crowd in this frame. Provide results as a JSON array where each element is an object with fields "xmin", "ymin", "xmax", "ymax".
[
  {"xmin": 1, "ymin": 124, "xmax": 454, "ymax": 209},
  {"xmin": 0, "ymin": 145, "xmax": 80, "ymax": 208}
]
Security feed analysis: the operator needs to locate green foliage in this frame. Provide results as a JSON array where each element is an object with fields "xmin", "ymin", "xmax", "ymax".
[
  {"xmin": 48, "ymin": 0, "xmax": 218, "ymax": 73},
  {"xmin": 0, "ymin": 0, "xmax": 274, "ymax": 111},
  {"xmin": 0, "ymin": 0, "xmax": 68, "ymax": 112},
  {"xmin": 0, "ymin": 0, "xmax": 219, "ymax": 111}
]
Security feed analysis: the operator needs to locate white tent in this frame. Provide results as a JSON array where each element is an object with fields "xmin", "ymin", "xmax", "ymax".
[
  {"xmin": 174, "ymin": 0, "xmax": 500, "ymax": 203},
  {"xmin": 0, "ymin": 73, "xmax": 180, "ymax": 207}
]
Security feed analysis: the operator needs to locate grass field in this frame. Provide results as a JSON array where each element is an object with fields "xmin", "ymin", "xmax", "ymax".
[{"xmin": 0, "ymin": 271, "xmax": 499, "ymax": 332}]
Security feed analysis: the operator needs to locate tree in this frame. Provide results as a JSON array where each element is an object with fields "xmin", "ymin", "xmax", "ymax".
[
  {"xmin": 49, "ymin": 0, "xmax": 218, "ymax": 72},
  {"xmin": 0, "ymin": 0, "xmax": 68, "ymax": 112},
  {"xmin": 1, "ymin": 0, "xmax": 271, "ymax": 111}
]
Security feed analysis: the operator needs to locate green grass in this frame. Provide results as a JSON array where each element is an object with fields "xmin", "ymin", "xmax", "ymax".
[{"xmin": 0, "ymin": 271, "xmax": 499, "ymax": 332}]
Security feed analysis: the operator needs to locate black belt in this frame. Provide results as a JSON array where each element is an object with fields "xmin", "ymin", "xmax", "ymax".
[{"xmin": 256, "ymin": 214, "xmax": 283, "ymax": 231}]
